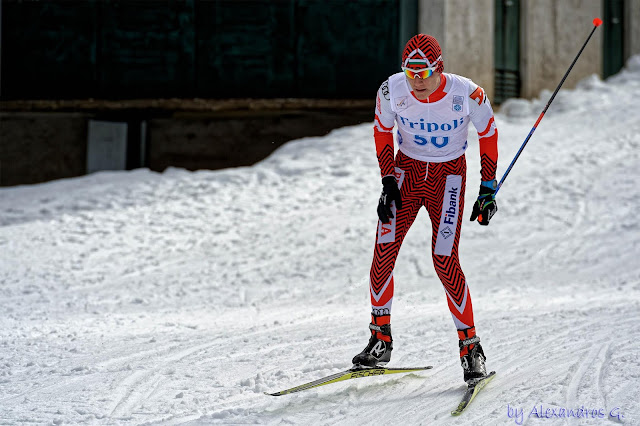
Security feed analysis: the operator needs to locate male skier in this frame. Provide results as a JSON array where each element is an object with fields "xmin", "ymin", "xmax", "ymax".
[{"xmin": 352, "ymin": 34, "xmax": 499, "ymax": 384}]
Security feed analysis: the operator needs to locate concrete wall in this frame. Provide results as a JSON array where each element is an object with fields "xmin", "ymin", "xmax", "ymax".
[
  {"xmin": 418, "ymin": 0, "xmax": 495, "ymax": 100},
  {"xmin": 146, "ymin": 109, "xmax": 373, "ymax": 173},
  {"xmin": 626, "ymin": 0, "xmax": 640, "ymax": 62},
  {"xmin": 417, "ymin": 0, "xmax": 446, "ymax": 48},
  {"xmin": 445, "ymin": 0, "xmax": 495, "ymax": 100},
  {"xmin": 520, "ymin": 0, "xmax": 602, "ymax": 98},
  {"xmin": 0, "ymin": 113, "xmax": 88, "ymax": 186},
  {"xmin": 0, "ymin": 107, "xmax": 374, "ymax": 187}
]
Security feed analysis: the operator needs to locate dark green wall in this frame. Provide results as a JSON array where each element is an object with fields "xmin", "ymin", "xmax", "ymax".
[
  {"xmin": 494, "ymin": 0, "xmax": 520, "ymax": 104},
  {"xmin": 603, "ymin": 0, "xmax": 625, "ymax": 79},
  {"xmin": 1, "ymin": 0, "xmax": 402, "ymax": 100}
]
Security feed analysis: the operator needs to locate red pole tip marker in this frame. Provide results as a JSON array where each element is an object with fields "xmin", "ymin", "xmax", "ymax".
[{"xmin": 593, "ymin": 18, "xmax": 603, "ymax": 27}]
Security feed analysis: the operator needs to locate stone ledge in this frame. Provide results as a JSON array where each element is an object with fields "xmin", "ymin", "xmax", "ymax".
[{"xmin": 0, "ymin": 98, "xmax": 375, "ymax": 113}]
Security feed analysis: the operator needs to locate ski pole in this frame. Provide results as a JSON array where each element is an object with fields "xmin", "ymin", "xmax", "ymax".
[{"xmin": 494, "ymin": 18, "xmax": 603, "ymax": 196}]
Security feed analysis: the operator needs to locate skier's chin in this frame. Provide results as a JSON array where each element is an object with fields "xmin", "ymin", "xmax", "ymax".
[{"xmin": 414, "ymin": 88, "xmax": 428, "ymax": 99}]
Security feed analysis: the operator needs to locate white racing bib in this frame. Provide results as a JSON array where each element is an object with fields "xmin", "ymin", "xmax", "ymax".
[{"xmin": 387, "ymin": 72, "xmax": 472, "ymax": 163}]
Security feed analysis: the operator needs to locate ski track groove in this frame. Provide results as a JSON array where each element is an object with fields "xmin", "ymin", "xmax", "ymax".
[
  {"xmin": 596, "ymin": 342, "xmax": 611, "ymax": 411},
  {"xmin": 0, "ymin": 340, "xmax": 172, "ymax": 407},
  {"xmin": 106, "ymin": 318, "xmax": 327, "ymax": 421},
  {"xmin": 109, "ymin": 340, "xmax": 218, "ymax": 418},
  {"xmin": 564, "ymin": 339, "xmax": 606, "ymax": 413}
]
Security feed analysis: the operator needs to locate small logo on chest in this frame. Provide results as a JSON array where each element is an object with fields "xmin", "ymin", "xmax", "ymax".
[
  {"xmin": 453, "ymin": 95, "xmax": 464, "ymax": 112},
  {"xmin": 395, "ymin": 96, "xmax": 408, "ymax": 110}
]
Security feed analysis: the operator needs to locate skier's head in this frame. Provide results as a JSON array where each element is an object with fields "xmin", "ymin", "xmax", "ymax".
[{"xmin": 401, "ymin": 34, "xmax": 444, "ymax": 77}]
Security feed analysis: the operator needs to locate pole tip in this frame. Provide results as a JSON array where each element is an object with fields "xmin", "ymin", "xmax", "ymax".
[{"xmin": 593, "ymin": 18, "xmax": 603, "ymax": 27}]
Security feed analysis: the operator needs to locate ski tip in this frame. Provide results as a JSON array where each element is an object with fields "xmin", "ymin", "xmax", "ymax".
[
  {"xmin": 451, "ymin": 371, "xmax": 497, "ymax": 415},
  {"xmin": 452, "ymin": 401, "xmax": 470, "ymax": 416}
]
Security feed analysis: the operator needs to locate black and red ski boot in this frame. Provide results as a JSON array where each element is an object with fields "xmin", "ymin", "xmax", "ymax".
[
  {"xmin": 352, "ymin": 316, "xmax": 393, "ymax": 367},
  {"xmin": 458, "ymin": 327, "xmax": 487, "ymax": 384}
]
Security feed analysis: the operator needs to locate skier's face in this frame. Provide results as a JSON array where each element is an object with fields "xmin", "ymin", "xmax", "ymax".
[{"xmin": 406, "ymin": 72, "xmax": 441, "ymax": 100}]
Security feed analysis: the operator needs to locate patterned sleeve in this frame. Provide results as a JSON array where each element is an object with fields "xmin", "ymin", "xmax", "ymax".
[
  {"xmin": 373, "ymin": 80, "xmax": 396, "ymax": 178},
  {"xmin": 468, "ymin": 81, "xmax": 498, "ymax": 182}
]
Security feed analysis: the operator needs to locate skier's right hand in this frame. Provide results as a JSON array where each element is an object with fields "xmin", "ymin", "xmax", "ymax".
[
  {"xmin": 377, "ymin": 176, "xmax": 402, "ymax": 223},
  {"xmin": 469, "ymin": 180, "xmax": 498, "ymax": 226}
]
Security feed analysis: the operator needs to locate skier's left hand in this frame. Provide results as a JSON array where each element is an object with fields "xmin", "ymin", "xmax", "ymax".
[{"xmin": 469, "ymin": 180, "xmax": 498, "ymax": 226}]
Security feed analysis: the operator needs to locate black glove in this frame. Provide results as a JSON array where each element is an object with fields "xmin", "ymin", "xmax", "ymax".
[
  {"xmin": 377, "ymin": 176, "xmax": 402, "ymax": 223},
  {"xmin": 469, "ymin": 181, "xmax": 498, "ymax": 226}
]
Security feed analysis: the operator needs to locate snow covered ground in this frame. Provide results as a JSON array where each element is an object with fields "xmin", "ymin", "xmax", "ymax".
[{"xmin": 1, "ymin": 57, "xmax": 639, "ymax": 425}]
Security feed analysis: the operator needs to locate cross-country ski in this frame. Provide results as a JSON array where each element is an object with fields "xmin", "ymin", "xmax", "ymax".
[{"xmin": 264, "ymin": 366, "xmax": 433, "ymax": 396}]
